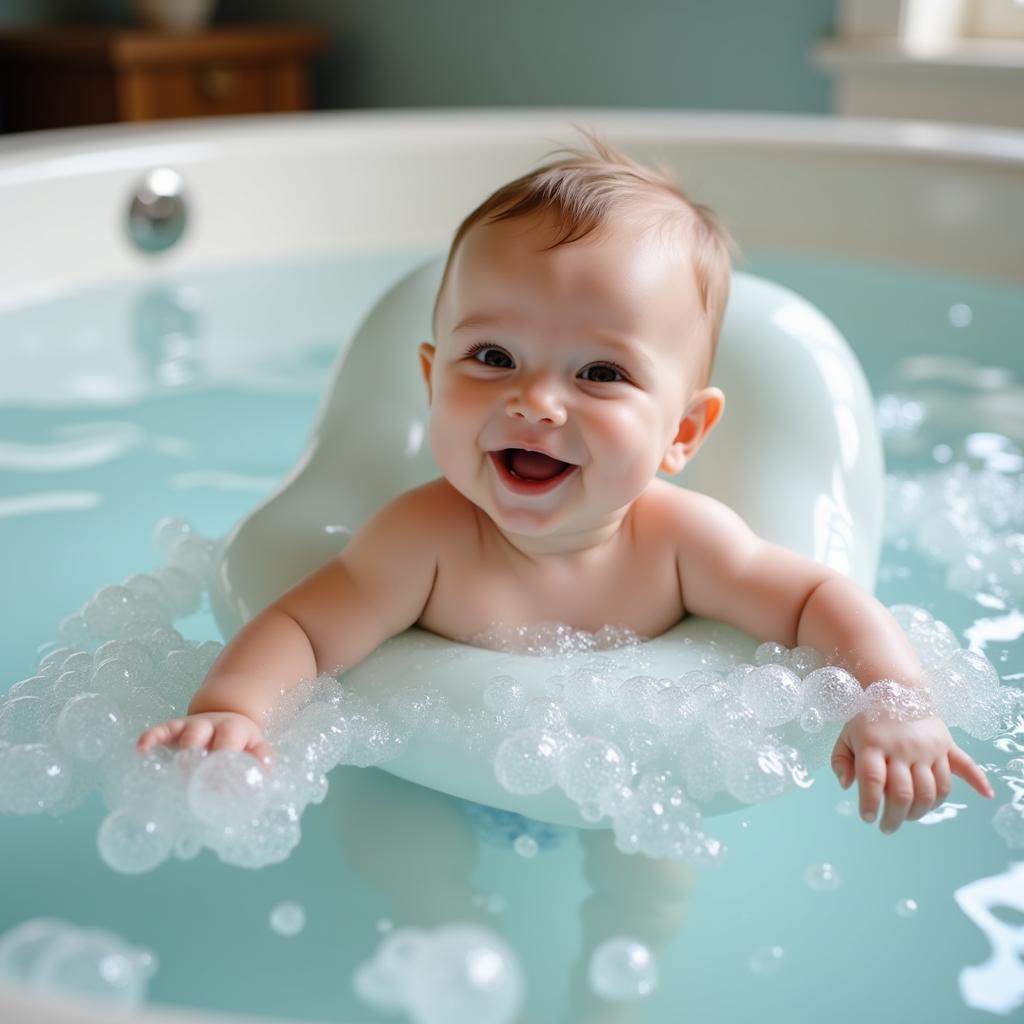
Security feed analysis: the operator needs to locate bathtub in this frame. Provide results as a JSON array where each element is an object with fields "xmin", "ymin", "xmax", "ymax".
[{"xmin": 1, "ymin": 110, "xmax": 1023, "ymax": 1024}]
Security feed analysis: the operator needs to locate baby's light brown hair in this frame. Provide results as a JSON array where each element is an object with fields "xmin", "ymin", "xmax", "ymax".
[{"xmin": 432, "ymin": 126, "xmax": 739, "ymax": 388}]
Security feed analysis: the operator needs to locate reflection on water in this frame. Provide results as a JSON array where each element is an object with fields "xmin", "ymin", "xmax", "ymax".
[
  {"xmin": 956, "ymin": 862, "xmax": 1024, "ymax": 1016},
  {"xmin": 329, "ymin": 767, "xmax": 694, "ymax": 1023},
  {"xmin": 132, "ymin": 286, "xmax": 203, "ymax": 392}
]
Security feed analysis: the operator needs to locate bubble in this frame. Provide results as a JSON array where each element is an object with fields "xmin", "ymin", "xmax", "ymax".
[
  {"xmin": 32, "ymin": 929, "xmax": 156, "ymax": 1006},
  {"xmin": 404, "ymin": 925, "xmax": 523, "ymax": 1024},
  {"xmin": 0, "ymin": 695, "xmax": 50, "ymax": 744},
  {"xmin": 169, "ymin": 536, "xmax": 214, "ymax": 578},
  {"xmin": 269, "ymin": 902, "xmax": 306, "ymax": 937},
  {"xmin": 556, "ymin": 737, "xmax": 630, "ymax": 805},
  {"xmin": 992, "ymin": 802, "xmax": 1024, "ymax": 849},
  {"xmin": 614, "ymin": 675, "xmax": 662, "ymax": 722},
  {"xmin": 0, "ymin": 918, "xmax": 68, "ymax": 980},
  {"xmin": 82, "ymin": 586, "xmax": 139, "ymax": 641},
  {"xmin": 748, "ymin": 944, "xmax": 784, "ymax": 975},
  {"xmin": 57, "ymin": 614, "xmax": 90, "ymax": 648},
  {"xmin": 493, "ymin": 731, "xmax": 561, "ymax": 796},
  {"xmin": 895, "ymin": 898, "xmax": 918, "ymax": 918},
  {"xmin": 787, "ymin": 646, "xmax": 826, "ymax": 677},
  {"xmin": 741, "ymin": 664, "xmax": 802, "ymax": 727},
  {"xmin": 802, "ymin": 666, "xmax": 864, "ymax": 722},
  {"xmin": 122, "ymin": 573, "xmax": 174, "ymax": 619},
  {"xmin": 803, "ymin": 862, "xmax": 841, "ymax": 892},
  {"xmin": 37, "ymin": 647, "xmax": 73, "ymax": 676},
  {"xmin": 948, "ymin": 303, "xmax": 973, "ymax": 328},
  {"xmin": 95, "ymin": 640, "xmax": 155, "ymax": 679},
  {"xmin": 0, "ymin": 919, "xmax": 156, "ymax": 1007},
  {"xmin": 522, "ymin": 698, "xmax": 570, "ymax": 734},
  {"xmin": 97, "ymin": 808, "xmax": 173, "ymax": 874},
  {"xmin": 90, "ymin": 659, "xmax": 137, "ymax": 705},
  {"xmin": 0, "ymin": 744, "xmax": 70, "ymax": 814},
  {"xmin": 55, "ymin": 693, "xmax": 123, "ymax": 763},
  {"xmin": 61, "ymin": 651, "xmax": 93, "ymax": 673},
  {"xmin": 51, "ymin": 668, "xmax": 91, "ymax": 707},
  {"xmin": 588, "ymin": 937, "xmax": 657, "ymax": 1002},
  {"xmin": 513, "ymin": 835, "xmax": 538, "ymax": 859},
  {"xmin": 154, "ymin": 517, "xmax": 194, "ymax": 560},
  {"xmin": 6, "ymin": 676, "xmax": 50, "ymax": 701},
  {"xmin": 482, "ymin": 676, "xmax": 527, "ymax": 716},
  {"xmin": 755, "ymin": 642, "xmax": 788, "ymax": 667},
  {"xmin": 187, "ymin": 751, "xmax": 268, "ymax": 827},
  {"xmin": 835, "ymin": 800, "xmax": 856, "ymax": 816},
  {"xmin": 799, "ymin": 707, "xmax": 823, "ymax": 733},
  {"xmin": 353, "ymin": 958, "xmax": 406, "ymax": 1014}
]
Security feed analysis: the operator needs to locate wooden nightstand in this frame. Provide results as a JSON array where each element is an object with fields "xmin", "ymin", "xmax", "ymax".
[{"xmin": 0, "ymin": 25, "xmax": 328, "ymax": 132}]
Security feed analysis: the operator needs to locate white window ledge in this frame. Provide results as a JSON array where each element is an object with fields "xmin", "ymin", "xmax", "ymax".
[
  {"xmin": 814, "ymin": 37, "xmax": 1024, "ymax": 129},
  {"xmin": 815, "ymin": 36, "xmax": 1024, "ymax": 72}
]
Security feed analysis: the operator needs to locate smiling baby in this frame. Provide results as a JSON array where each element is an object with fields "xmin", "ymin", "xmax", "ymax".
[{"xmin": 138, "ymin": 129, "xmax": 993, "ymax": 835}]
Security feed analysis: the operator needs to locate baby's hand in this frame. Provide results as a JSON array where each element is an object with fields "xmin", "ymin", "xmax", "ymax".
[
  {"xmin": 136, "ymin": 711, "xmax": 273, "ymax": 768},
  {"xmin": 831, "ymin": 713, "xmax": 993, "ymax": 833}
]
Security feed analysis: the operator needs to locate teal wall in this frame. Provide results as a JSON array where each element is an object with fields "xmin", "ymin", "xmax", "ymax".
[{"xmin": 0, "ymin": 0, "xmax": 836, "ymax": 113}]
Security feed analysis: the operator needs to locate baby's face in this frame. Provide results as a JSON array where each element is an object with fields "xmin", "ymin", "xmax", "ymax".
[{"xmin": 420, "ymin": 211, "xmax": 718, "ymax": 544}]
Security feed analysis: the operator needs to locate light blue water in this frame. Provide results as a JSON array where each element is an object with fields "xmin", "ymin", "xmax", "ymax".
[{"xmin": 1, "ymin": 249, "xmax": 1022, "ymax": 1023}]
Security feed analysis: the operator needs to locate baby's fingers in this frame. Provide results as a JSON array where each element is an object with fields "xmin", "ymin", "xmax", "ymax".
[
  {"xmin": 857, "ymin": 747, "xmax": 887, "ymax": 824},
  {"xmin": 178, "ymin": 717, "xmax": 215, "ymax": 751},
  {"xmin": 879, "ymin": 762, "xmax": 913, "ymax": 834},
  {"xmin": 210, "ymin": 718, "xmax": 257, "ymax": 753},
  {"xmin": 906, "ymin": 763, "xmax": 937, "ymax": 821},
  {"xmin": 137, "ymin": 719, "xmax": 186, "ymax": 753},
  {"xmin": 949, "ymin": 745, "xmax": 995, "ymax": 798}
]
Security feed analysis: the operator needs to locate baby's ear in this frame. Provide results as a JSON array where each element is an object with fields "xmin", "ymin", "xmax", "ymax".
[
  {"xmin": 418, "ymin": 343, "xmax": 436, "ymax": 404},
  {"xmin": 660, "ymin": 388, "xmax": 725, "ymax": 475}
]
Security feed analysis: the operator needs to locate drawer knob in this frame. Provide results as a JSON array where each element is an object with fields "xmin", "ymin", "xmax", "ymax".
[{"xmin": 197, "ymin": 67, "xmax": 238, "ymax": 101}]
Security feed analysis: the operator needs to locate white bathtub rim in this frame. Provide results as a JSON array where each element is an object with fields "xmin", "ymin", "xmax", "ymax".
[{"xmin": 1, "ymin": 108, "xmax": 1024, "ymax": 189}]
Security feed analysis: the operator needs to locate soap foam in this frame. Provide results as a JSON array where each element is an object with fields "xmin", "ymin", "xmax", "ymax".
[{"xmin": 1, "ymin": 499, "xmax": 1021, "ymax": 872}]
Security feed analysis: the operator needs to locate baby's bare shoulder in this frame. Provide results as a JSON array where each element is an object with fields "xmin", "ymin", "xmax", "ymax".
[
  {"xmin": 393, "ymin": 477, "xmax": 478, "ymax": 535},
  {"xmin": 636, "ymin": 479, "xmax": 743, "ymax": 540}
]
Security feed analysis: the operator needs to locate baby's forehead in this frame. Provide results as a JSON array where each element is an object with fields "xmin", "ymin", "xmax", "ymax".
[{"xmin": 449, "ymin": 212, "xmax": 699, "ymax": 327}]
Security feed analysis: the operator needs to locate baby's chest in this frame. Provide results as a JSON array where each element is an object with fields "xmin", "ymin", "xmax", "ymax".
[{"xmin": 417, "ymin": 531, "xmax": 685, "ymax": 642}]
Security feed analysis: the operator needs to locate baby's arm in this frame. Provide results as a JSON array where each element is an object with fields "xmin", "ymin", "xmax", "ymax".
[
  {"xmin": 672, "ymin": 491, "xmax": 993, "ymax": 831},
  {"xmin": 137, "ymin": 486, "xmax": 439, "ymax": 761}
]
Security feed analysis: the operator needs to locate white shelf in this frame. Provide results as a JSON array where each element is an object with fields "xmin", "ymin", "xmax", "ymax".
[{"xmin": 815, "ymin": 36, "xmax": 1024, "ymax": 72}]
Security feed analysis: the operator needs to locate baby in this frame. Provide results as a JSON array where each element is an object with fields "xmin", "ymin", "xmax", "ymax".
[{"xmin": 138, "ymin": 130, "xmax": 993, "ymax": 834}]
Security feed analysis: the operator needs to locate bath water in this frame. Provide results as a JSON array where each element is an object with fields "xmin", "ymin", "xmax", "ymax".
[{"xmin": 0, "ymin": 248, "xmax": 1021, "ymax": 1023}]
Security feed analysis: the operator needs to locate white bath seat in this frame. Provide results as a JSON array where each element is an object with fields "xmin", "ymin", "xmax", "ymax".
[{"xmin": 209, "ymin": 256, "xmax": 883, "ymax": 827}]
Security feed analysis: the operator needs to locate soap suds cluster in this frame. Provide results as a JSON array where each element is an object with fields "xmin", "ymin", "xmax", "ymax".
[
  {"xmin": 883, "ymin": 458, "xmax": 1024, "ymax": 605},
  {"xmin": 0, "ymin": 918, "xmax": 156, "ymax": 1007},
  {"xmin": 0, "ymin": 515, "xmax": 1017, "ymax": 871},
  {"xmin": 353, "ymin": 923, "xmax": 523, "ymax": 1024}
]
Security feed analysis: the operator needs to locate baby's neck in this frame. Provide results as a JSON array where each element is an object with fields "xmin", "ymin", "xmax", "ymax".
[{"xmin": 485, "ymin": 505, "xmax": 632, "ymax": 568}]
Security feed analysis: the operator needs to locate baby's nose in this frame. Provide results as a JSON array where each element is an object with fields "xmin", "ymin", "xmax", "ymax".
[{"xmin": 506, "ymin": 378, "xmax": 567, "ymax": 425}]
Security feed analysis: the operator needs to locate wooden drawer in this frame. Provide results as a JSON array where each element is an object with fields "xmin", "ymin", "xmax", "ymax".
[
  {"xmin": 0, "ymin": 25, "xmax": 327, "ymax": 131},
  {"xmin": 119, "ymin": 60, "xmax": 310, "ymax": 119}
]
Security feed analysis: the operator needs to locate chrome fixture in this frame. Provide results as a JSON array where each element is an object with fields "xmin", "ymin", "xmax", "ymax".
[{"xmin": 127, "ymin": 168, "xmax": 187, "ymax": 253}]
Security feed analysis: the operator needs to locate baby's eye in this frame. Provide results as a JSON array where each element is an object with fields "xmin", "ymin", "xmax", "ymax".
[
  {"xmin": 468, "ymin": 344, "xmax": 514, "ymax": 369},
  {"xmin": 580, "ymin": 363, "xmax": 626, "ymax": 384}
]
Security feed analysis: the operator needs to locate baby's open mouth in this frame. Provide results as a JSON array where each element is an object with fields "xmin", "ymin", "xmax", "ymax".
[{"xmin": 495, "ymin": 448, "xmax": 574, "ymax": 483}]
